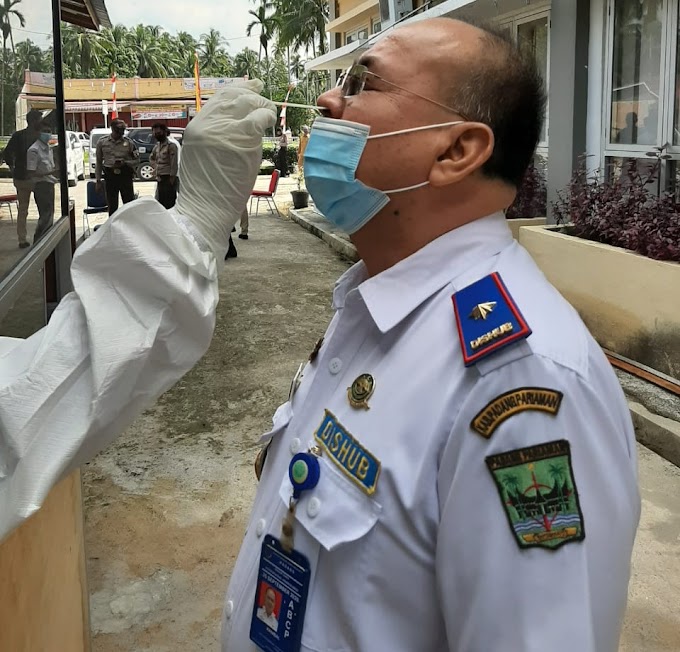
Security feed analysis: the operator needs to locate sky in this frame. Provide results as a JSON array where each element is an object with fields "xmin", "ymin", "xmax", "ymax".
[{"xmin": 17, "ymin": 0, "xmax": 260, "ymax": 56}]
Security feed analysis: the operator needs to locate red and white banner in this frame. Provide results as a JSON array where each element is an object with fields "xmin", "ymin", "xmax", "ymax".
[
  {"xmin": 111, "ymin": 73, "xmax": 118, "ymax": 119},
  {"xmin": 279, "ymin": 84, "xmax": 294, "ymax": 129}
]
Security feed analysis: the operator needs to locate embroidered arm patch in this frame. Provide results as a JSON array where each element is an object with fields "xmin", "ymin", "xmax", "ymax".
[
  {"xmin": 486, "ymin": 440, "xmax": 585, "ymax": 550},
  {"xmin": 471, "ymin": 387, "xmax": 563, "ymax": 438}
]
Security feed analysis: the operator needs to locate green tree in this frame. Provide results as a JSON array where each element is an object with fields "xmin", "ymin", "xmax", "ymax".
[
  {"xmin": 15, "ymin": 38, "xmax": 45, "ymax": 74},
  {"xmin": 200, "ymin": 28, "xmax": 232, "ymax": 76},
  {"xmin": 0, "ymin": 0, "xmax": 24, "ymax": 131},
  {"xmin": 97, "ymin": 25, "xmax": 137, "ymax": 77},
  {"xmin": 233, "ymin": 47, "xmax": 260, "ymax": 79},
  {"xmin": 502, "ymin": 473, "xmax": 525, "ymax": 520},
  {"xmin": 130, "ymin": 24, "xmax": 170, "ymax": 77}
]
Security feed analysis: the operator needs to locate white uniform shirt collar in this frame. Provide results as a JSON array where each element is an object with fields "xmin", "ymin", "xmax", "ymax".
[{"xmin": 332, "ymin": 212, "xmax": 513, "ymax": 333}]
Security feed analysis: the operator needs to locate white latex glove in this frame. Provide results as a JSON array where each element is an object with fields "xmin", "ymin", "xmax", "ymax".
[{"xmin": 175, "ymin": 79, "xmax": 276, "ymax": 256}]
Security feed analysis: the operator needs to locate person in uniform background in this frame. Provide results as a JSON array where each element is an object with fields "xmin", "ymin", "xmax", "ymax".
[
  {"xmin": 2, "ymin": 108, "xmax": 42, "ymax": 248},
  {"xmin": 221, "ymin": 18, "xmax": 639, "ymax": 652},
  {"xmin": 150, "ymin": 122, "xmax": 179, "ymax": 209},
  {"xmin": 297, "ymin": 124, "xmax": 309, "ymax": 171},
  {"xmin": 255, "ymin": 586, "xmax": 279, "ymax": 631},
  {"xmin": 95, "ymin": 118, "xmax": 139, "ymax": 214},
  {"xmin": 275, "ymin": 127, "xmax": 289, "ymax": 177},
  {"xmin": 26, "ymin": 120, "xmax": 57, "ymax": 244}
]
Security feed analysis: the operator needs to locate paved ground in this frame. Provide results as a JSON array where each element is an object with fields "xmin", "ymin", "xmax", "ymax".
[{"xmin": 3, "ymin": 176, "xmax": 678, "ymax": 650}]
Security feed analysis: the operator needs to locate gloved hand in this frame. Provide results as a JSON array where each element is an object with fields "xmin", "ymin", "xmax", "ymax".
[{"xmin": 175, "ymin": 79, "xmax": 276, "ymax": 255}]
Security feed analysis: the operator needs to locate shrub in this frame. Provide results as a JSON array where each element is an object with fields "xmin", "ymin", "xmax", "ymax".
[
  {"xmin": 553, "ymin": 158, "xmax": 680, "ymax": 262},
  {"xmin": 262, "ymin": 142, "xmax": 299, "ymax": 171},
  {"xmin": 506, "ymin": 163, "xmax": 547, "ymax": 218}
]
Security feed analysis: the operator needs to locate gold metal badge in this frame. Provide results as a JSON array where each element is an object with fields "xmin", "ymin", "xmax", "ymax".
[
  {"xmin": 469, "ymin": 301, "xmax": 497, "ymax": 320},
  {"xmin": 348, "ymin": 373, "xmax": 375, "ymax": 409}
]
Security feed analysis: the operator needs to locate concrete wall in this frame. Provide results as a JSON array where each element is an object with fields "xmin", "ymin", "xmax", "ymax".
[
  {"xmin": 519, "ymin": 226, "xmax": 680, "ymax": 379},
  {"xmin": 507, "ymin": 217, "xmax": 546, "ymax": 240}
]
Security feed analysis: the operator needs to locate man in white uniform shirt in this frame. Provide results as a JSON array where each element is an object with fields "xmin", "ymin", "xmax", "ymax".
[
  {"xmin": 222, "ymin": 18, "xmax": 640, "ymax": 652},
  {"xmin": 26, "ymin": 120, "xmax": 58, "ymax": 244}
]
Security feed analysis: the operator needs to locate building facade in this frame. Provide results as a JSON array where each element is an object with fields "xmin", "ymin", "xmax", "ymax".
[
  {"xmin": 18, "ymin": 73, "xmax": 248, "ymax": 132},
  {"xmin": 307, "ymin": 0, "xmax": 680, "ymax": 220}
]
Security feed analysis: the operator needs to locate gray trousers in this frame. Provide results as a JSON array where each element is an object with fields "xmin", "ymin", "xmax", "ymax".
[{"xmin": 33, "ymin": 181, "xmax": 55, "ymax": 244}]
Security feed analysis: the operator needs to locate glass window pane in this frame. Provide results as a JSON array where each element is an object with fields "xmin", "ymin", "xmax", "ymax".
[
  {"xmin": 517, "ymin": 17, "xmax": 549, "ymax": 143},
  {"xmin": 610, "ymin": 0, "xmax": 664, "ymax": 146},
  {"xmin": 674, "ymin": 6, "xmax": 680, "ymax": 145},
  {"xmin": 605, "ymin": 156, "xmax": 662, "ymax": 194}
]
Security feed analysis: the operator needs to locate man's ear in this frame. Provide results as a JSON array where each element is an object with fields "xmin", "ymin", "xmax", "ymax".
[{"xmin": 429, "ymin": 123, "xmax": 494, "ymax": 187}]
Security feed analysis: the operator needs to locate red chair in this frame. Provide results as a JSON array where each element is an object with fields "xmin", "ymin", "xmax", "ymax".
[
  {"xmin": 0, "ymin": 193, "xmax": 18, "ymax": 223},
  {"xmin": 249, "ymin": 169, "xmax": 282, "ymax": 218}
]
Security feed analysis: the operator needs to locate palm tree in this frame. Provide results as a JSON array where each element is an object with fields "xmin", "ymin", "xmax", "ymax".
[
  {"xmin": 97, "ymin": 25, "xmax": 132, "ymax": 76},
  {"xmin": 273, "ymin": 0, "xmax": 328, "ymax": 58},
  {"xmin": 130, "ymin": 25, "xmax": 168, "ymax": 77},
  {"xmin": 502, "ymin": 473, "xmax": 525, "ymax": 520},
  {"xmin": 247, "ymin": 1, "xmax": 279, "ymax": 98},
  {"xmin": 0, "ymin": 0, "xmax": 24, "ymax": 131},
  {"xmin": 61, "ymin": 24, "xmax": 104, "ymax": 76},
  {"xmin": 233, "ymin": 48, "xmax": 260, "ymax": 79},
  {"xmin": 548, "ymin": 463, "xmax": 568, "ymax": 510},
  {"xmin": 200, "ymin": 28, "xmax": 232, "ymax": 76},
  {"xmin": 15, "ymin": 39, "xmax": 44, "ymax": 75}
]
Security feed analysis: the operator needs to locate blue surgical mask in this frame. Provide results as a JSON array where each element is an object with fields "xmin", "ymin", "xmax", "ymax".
[
  {"xmin": 39, "ymin": 132, "xmax": 51, "ymax": 143},
  {"xmin": 303, "ymin": 117, "xmax": 465, "ymax": 234}
]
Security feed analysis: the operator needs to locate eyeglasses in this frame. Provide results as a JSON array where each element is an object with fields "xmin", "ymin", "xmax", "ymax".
[{"xmin": 336, "ymin": 64, "xmax": 469, "ymax": 119}]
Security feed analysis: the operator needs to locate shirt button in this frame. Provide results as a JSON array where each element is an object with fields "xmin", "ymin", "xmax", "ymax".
[
  {"xmin": 290, "ymin": 438, "xmax": 301, "ymax": 455},
  {"xmin": 307, "ymin": 497, "xmax": 321, "ymax": 518},
  {"xmin": 328, "ymin": 357, "xmax": 343, "ymax": 374},
  {"xmin": 256, "ymin": 518, "xmax": 266, "ymax": 537},
  {"xmin": 225, "ymin": 600, "xmax": 234, "ymax": 618}
]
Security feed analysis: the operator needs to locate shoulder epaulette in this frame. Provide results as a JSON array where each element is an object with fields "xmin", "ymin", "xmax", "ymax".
[{"xmin": 452, "ymin": 272, "xmax": 532, "ymax": 367}]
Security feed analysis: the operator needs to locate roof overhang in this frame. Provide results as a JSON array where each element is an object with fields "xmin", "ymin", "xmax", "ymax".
[
  {"xmin": 326, "ymin": 0, "xmax": 378, "ymax": 33},
  {"xmin": 306, "ymin": 0, "xmax": 475, "ymax": 71},
  {"xmin": 60, "ymin": 0, "xmax": 111, "ymax": 30}
]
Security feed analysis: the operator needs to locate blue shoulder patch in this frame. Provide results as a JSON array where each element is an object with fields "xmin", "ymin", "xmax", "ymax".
[{"xmin": 452, "ymin": 272, "xmax": 532, "ymax": 367}]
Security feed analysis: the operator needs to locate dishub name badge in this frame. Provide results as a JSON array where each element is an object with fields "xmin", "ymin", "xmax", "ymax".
[
  {"xmin": 486, "ymin": 440, "xmax": 585, "ymax": 550},
  {"xmin": 452, "ymin": 273, "xmax": 532, "ymax": 367}
]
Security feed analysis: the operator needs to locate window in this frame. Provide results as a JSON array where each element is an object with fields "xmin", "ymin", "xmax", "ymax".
[
  {"xmin": 517, "ymin": 16, "xmax": 550, "ymax": 144},
  {"xmin": 379, "ymin": 0, "xmax": 390, "ymax": 22},
  {"xmin": 497, "ymin": 9, "xmax": 551, "ymax": 152},
  {"xmin": 609, "ymin": 0, "xmax": 663, "ymax": 146},
  {"xmin": 345, "ymin": 26, "xmax": 369, "ymax": 44},
  {"xmin": 372, "ymin": 17, "xmax": 381, "ymax": 34},
  {"xmin": 603, "ymin": 0, "xmax": 680, "ymax": 194}
]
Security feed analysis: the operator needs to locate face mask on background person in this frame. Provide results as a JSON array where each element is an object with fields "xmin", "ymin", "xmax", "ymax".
[
  {"xmin": 303, "ymin": 117, "xmax": 465, "ymax": 234},
  {"xmin": 39, "ymin": 132, "xmax": 51, "ymax": 144}
]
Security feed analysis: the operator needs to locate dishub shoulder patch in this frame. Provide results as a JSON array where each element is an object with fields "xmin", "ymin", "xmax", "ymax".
[{"xmin": 452, "ymin": 272, "xmax": 532, "ymax": 367}]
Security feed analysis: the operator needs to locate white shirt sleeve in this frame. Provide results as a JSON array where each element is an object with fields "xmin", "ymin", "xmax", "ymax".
[
  {"xmin": 0, "ymin": 197, "xmax": 219, "ymax": 540},
  {"xmin": 435, "ymin": 351, "xmax": 639, "ymax": 652},
  {"xmin": 26, "ymin": 144, "xmax": 38, "ymax": 172}
]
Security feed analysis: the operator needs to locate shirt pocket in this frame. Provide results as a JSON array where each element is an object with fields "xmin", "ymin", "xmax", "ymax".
[{"xmin": 279, "ymin": 455, "xmax": 382, "ymax": 551}]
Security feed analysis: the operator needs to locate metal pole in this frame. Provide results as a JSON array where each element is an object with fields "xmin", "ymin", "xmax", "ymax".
[{"xmin": 50, "ymin": 0, "xmax": 70, "ymax": 220}]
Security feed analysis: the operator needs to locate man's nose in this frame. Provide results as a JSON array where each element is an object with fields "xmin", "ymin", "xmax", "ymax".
[{"xmin": 316, "ymin": 87, "xmax": 345, "ymax": 119}]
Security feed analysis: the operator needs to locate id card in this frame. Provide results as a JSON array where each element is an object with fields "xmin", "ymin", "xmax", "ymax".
[{"xmin": 250, "ymin": 535, "xmax": 311, "ymax": 652}]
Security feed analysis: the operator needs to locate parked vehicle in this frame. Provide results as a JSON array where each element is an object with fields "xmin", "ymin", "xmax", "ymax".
[
  {"xmin": 76, "ymin": 132, "xmax": 89, "ymax": 149},
  {"xmin": 49, "ymin": 131, "xmax": 85, "ymax": 187},
  {"xmin": 126, "ymin": 127, "xmax": 184, "ymax": 181},
  {"xmin": 88, "ymin": 127, "xmax": 111, "ymax": 178}
]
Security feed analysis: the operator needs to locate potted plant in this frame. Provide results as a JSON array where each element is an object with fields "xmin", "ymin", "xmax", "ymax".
[
  {"xmin": 518, "ymin": 157, "xmax": 680, "ymax": 378},
  {"xmin": 291, "ymin": 169, "xmax": 309, "ymax": 209}
]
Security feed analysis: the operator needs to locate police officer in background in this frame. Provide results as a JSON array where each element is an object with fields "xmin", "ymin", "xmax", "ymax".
[
  {"xmin": 150, "ymin": 122, "xmax": 178, "ymax": 209},
  {"xmin": 222, "ymin": 18, "xmax": 640, "ymax": 652},
  {"xmin": 95, "ymin": 118, "xmax": 138, "ymax": 214}
]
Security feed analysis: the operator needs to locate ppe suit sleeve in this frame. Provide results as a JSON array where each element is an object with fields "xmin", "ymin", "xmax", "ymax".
[
  {"xmin": 435, "ymin": 353, "xmax": 639, "ymax": 651},
  {"xmin": 0, "ymin": 198, "xmax": 218, "ymax": 541}
]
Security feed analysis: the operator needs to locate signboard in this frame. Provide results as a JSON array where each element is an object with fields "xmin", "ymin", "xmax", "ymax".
[
  {"xmin": 182, "ymin": 77, "xmax": 244, "ymax": 92},
  {"xmin": 131, "ymin": 105, "xmax": 187, "ymax": 121},
  {"xmin": 101, "ymin": 99, "xmax": 108, "ymax": 115}
]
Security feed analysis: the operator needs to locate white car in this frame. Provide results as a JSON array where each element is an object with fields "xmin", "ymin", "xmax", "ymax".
[
  {"xmin": 75, "ymin": 131, "xmax": 89, "ymax": 151},
  {"xmin": 50, "ymin": 131, "xmax": 85, "ymax": 187}
]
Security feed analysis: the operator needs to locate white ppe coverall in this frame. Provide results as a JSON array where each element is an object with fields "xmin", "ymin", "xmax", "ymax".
[{"xmin": 0, "ymin": 81, "xmax": 276, "ymax": 541}]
